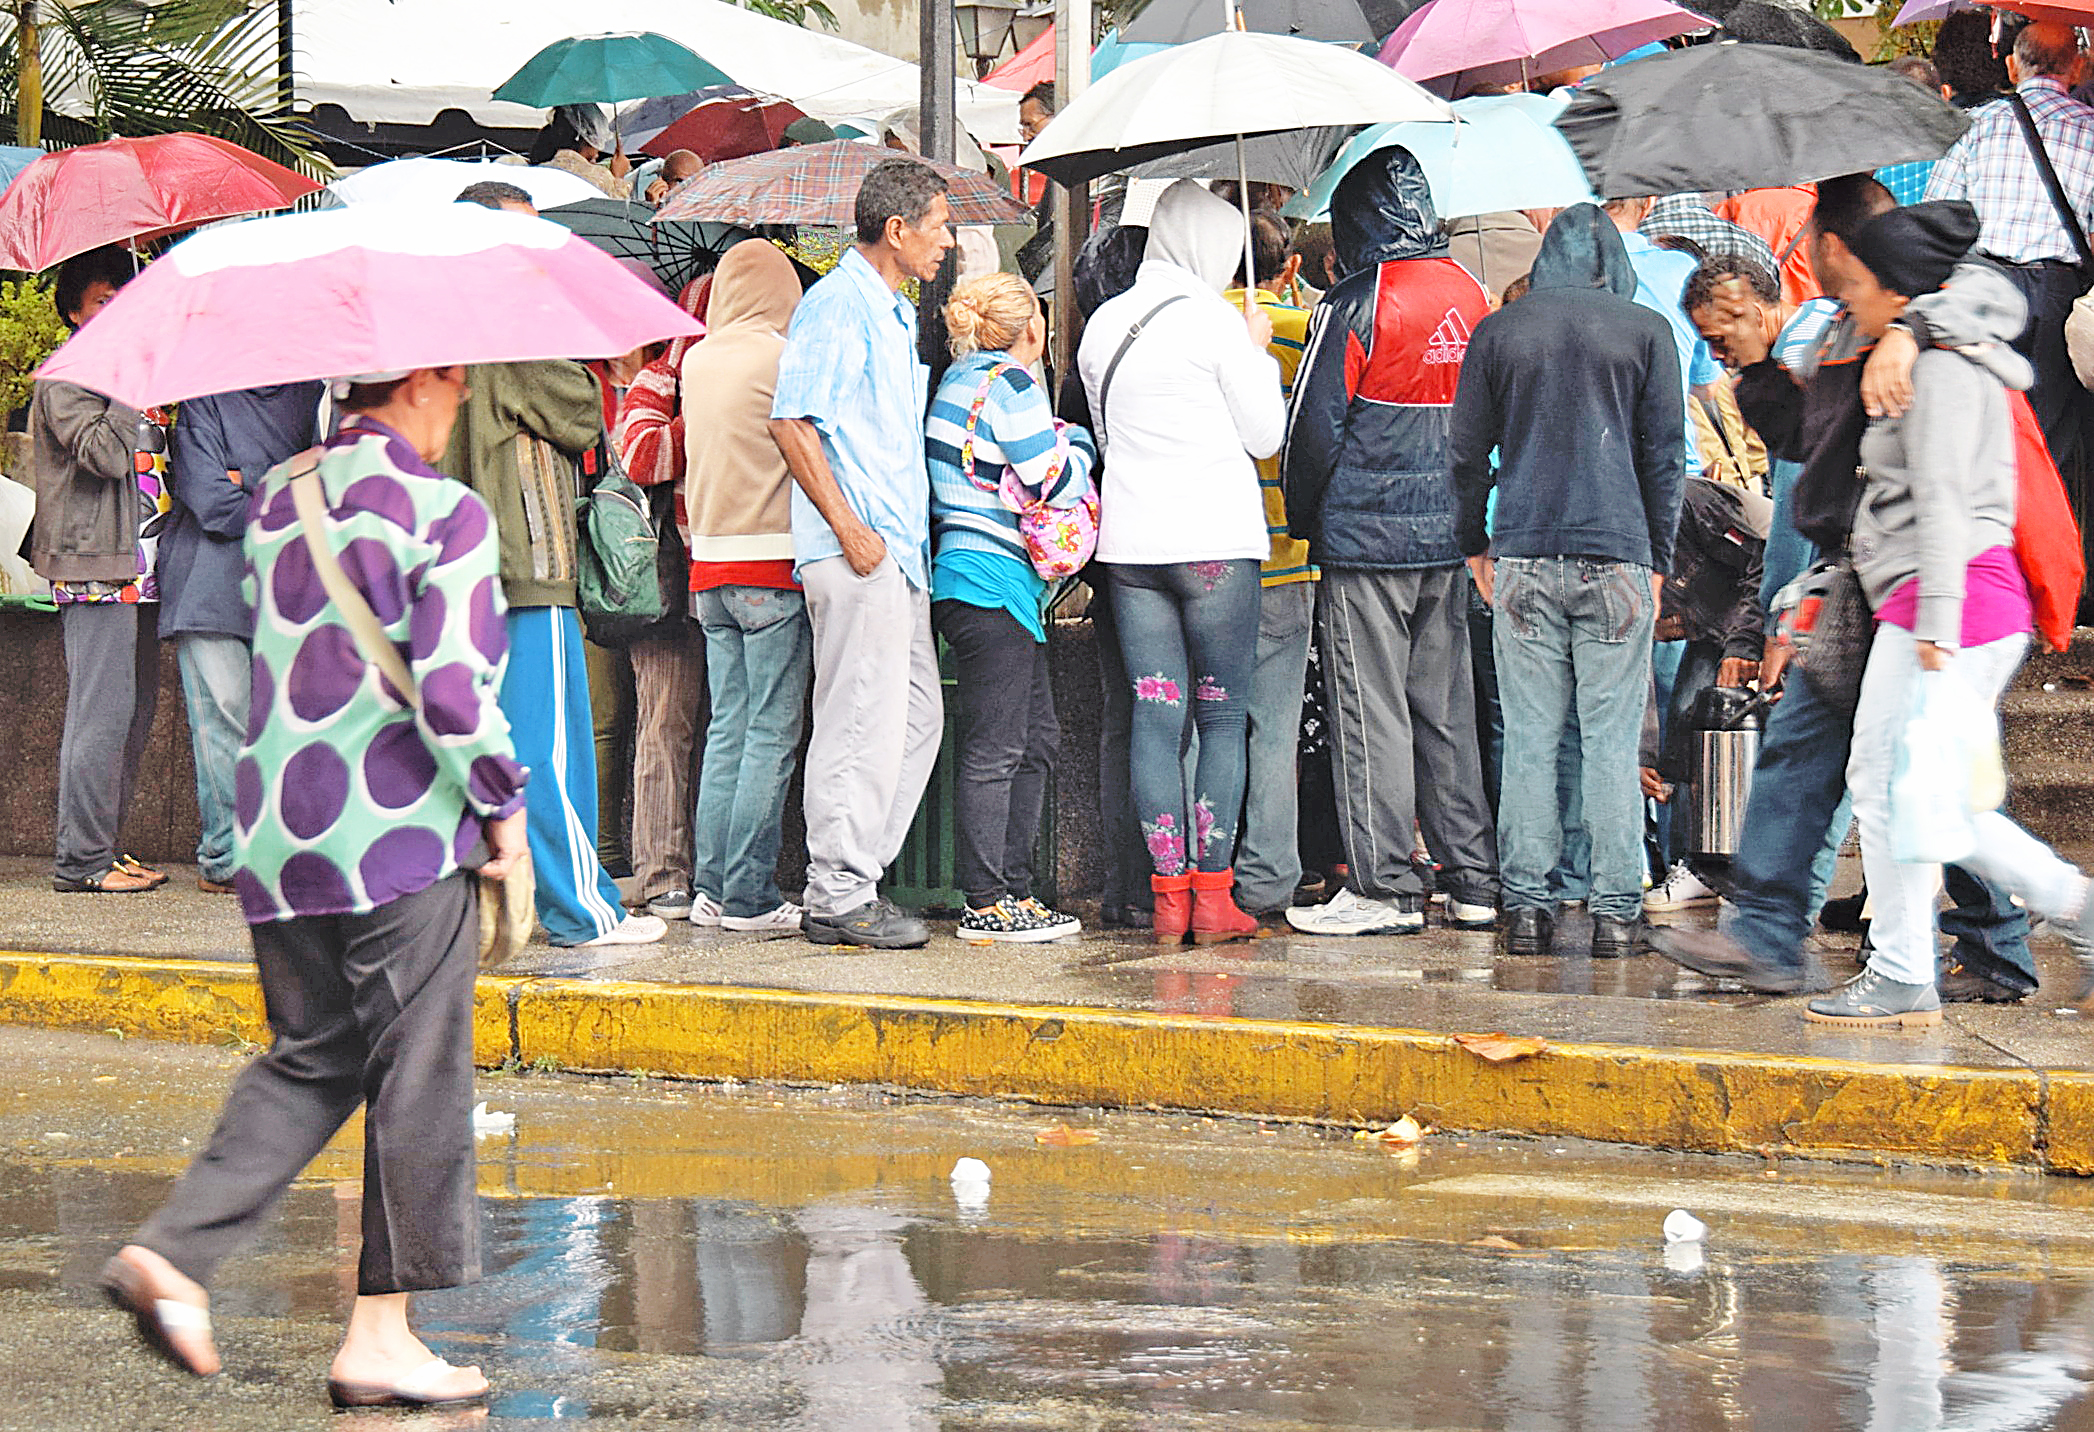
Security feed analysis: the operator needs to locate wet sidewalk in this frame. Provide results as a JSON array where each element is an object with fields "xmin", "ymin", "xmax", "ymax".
[{"xmin": 2, "ymin": 856, "xmax": 2092, "ymax": 1173}]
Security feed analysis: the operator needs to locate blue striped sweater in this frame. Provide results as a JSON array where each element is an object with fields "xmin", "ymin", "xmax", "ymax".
[{"xmin": 926, "ymin": 352, "xmax": 1097, "ymax": 573}]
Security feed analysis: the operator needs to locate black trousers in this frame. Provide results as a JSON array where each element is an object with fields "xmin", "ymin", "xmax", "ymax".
[
  {"xmin": 934, "ymin": 599, "xmax": 1058, "ymax": 909},
  {"xmin": 136, "ymin": 873, "xmax": 482, "ymax": 1295}
]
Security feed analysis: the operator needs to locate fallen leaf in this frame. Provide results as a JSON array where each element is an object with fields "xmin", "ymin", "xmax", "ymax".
[
  {"xmin": 1452, "ymin": 1032, "xmax": 1549, "ymax": 1063},
  {"xmin": 1353, "ymin": 1115, "xmax": 1427, "ymax": 1147},
  {"xmin": 2059, "ymin": 671, "xmax": 2094, "ymax": 688},
  {"xmin": 1467, "ymin": 1234, "xmax": 1525, "ymax": 1251},
  {"xmin": 1034, "ymin": 1124, "xmax": 1100, "ymax": 1147}
]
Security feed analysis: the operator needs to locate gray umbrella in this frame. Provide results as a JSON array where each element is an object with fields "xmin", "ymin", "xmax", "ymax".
[
  {"xmin": 1120, "ymin": 0, "xmax": 1375, "ymax": 45},
  {"xmin": 1126, "ymin": 126, "xmax": 1355, "ymax": 193},
  {"xmin": 1556, "ymin": 41, "xmax": 1968, "ymax": 196}
]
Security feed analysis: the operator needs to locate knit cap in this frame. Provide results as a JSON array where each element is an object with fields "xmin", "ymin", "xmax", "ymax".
[{"xmin": 1848, "ymin": 200, "xmax": 1980, "ymax": 298}]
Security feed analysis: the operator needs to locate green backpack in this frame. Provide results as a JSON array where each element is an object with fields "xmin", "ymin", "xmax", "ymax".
[{"xmin": 575, "ymin": 433, "xmax": 669, "ymax": 645}]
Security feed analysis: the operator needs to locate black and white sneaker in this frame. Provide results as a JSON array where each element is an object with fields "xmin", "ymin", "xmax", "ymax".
[{"xmin": 959, "ymin": 896, "xmax": 1076, "ymax": 944}]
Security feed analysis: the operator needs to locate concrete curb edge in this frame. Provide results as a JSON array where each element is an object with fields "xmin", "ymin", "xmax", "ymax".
[{"xmin": 0, "ymin": 950, "xmax": 2082, "ymax": 1175}]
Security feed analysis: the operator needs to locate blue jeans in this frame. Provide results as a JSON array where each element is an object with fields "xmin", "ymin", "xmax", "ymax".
[
  {"xmin": 1493, "ymin": 557, "xmax": 1655, "ymax": 922},
  {"xmin": 693, "ymin": 585, "xmax": 813, "ymax": 918},
  {"xmin": 1236, "ymin": 579, "xmax": 1313, "ymax": 912},
  {"xmin": 173, "ymin": 633, "xmax": 249, "ymax": 883},
  {"xmin": 1104, "ymin": 559, "xmax": 1259, "ymax": 876}
]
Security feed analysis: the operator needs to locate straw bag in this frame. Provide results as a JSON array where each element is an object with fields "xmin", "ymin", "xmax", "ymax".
[{"xmin": 289, "ymin": 464, "xmax": 534, "ymax": 969}]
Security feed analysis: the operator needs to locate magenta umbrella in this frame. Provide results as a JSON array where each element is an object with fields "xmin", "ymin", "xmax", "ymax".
[
  {"xmin": 1379, "ymin": 0, "xmax": 1713, "ymax": 94},
  {"xmin": 37, "ymin": 201, "xmax": 704, "ymax": 410}
]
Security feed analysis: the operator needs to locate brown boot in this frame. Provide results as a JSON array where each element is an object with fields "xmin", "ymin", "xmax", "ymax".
[
  {"xmin": 1189, "ymin": 869, "xmax": 1261, "ymax": 946},
  {"xmin": 1150, "ymin": 873, "xmax": 1193, "ymax": 945}
]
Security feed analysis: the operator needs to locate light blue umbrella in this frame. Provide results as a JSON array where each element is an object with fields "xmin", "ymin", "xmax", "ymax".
[
  {"xmin": 1284, "ymin": 92, "xmax": 1594, "ymax": 222},
  {"xmin": 1090, "ymin": 28, "xmax": 1169, "ymax": 79},
  {"xmin": 0, "ymin": 146, "xmax": 40, "ymax": 196},
  {"xmin": 493, "ymin": 31, "xmax": 734, "ymax": 109}
]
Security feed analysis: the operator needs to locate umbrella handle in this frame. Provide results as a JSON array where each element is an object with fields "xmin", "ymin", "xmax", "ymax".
[{"xmin": 1236, "ymin": 133, "xmax": 1255, "ymax": 320}]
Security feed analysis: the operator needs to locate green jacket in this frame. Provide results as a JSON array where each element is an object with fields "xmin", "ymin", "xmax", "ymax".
[
  {"xmin": 27, "ymin": 379, "xmax": 150, "ymax": 584},
  {"xmin": 442, "ymin": 360, "xmax": 603, "ymax": 608}
]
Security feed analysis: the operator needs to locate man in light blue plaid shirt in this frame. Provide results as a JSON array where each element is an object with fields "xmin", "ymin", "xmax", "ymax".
[{"xmin": 1925, "ymin": 21, "xmax": 2094, "ymax": 475}]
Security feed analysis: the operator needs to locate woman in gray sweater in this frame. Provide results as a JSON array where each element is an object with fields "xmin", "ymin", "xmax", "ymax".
[{"xmin": 1808, "ymin": 203, "xmax": 2094, "ymax": 1027}]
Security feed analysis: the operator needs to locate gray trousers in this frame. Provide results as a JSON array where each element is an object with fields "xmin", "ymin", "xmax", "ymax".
[
  {"xmin": 1235, "ymin": 580, "xmax": 1314, "ymax": 913},
  {"xmin": 1320, "ymin": 565, "xmax": 1498, "ymax": 905},
  {"xmin": 55, "ymin": 602, "xmax": 160, "ymax": 882},
  {"xmin": 136, "ymin": 873, "xmax": 481, "ymax": 1295},
  {"xmin": 800, "ymin": 556, "xmax": 943, "ymax": 916}
]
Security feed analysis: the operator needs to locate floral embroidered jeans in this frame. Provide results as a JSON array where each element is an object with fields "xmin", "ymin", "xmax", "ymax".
[{"xmin": 1103, "ymin": 558, "xmax": 1260, "ymax": 876}]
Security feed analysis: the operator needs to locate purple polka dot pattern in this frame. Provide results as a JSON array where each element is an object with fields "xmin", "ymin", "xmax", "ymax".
[
  {"xmin": 364, "ymin": 723, "xmax": 437, "ymax": 809},
  {"xmin": 287, "ymin": 623, "xmax": 365, "ymax": 723},
  {"xmin": 234, "ymin": 428, "xmax": 526, "ymax": 926},
  {"xmin": 469, "ymin": 576, "xmax": 505, "ymax": 666},
  {"xmin": 359, "ymin": 827, "xmax": 447, "ymax": 906},
  {"xmin": 280, "ymin": 742, "xmax": 350, "ymax": 840}
]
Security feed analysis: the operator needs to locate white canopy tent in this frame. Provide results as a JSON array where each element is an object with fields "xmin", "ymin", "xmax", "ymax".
[{"xmin": 291, "ymin": 0, "xmax": 1020, "ymax": 145}]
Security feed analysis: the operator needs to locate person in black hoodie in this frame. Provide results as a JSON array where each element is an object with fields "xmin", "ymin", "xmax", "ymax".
[
  {"xmin": 1281, "ymin": 147, "xmax": 1497, "ymax": 939},
  {"xmin": 1450, "ymin": 204, "xmax": 1685, "ymax": 959}
]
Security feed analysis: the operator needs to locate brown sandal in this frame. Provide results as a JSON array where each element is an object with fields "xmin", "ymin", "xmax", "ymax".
[
  {"xmin": 52, "ymin": 866, "xmax": 160, "ymax": 893},
  {"xmin": 102, "ymin": 1253, "xmax": 219, "ymax": 1376}
]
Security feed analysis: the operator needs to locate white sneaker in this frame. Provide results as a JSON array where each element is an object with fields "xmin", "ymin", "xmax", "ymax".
[
  {"xmin": 1448, "ymin": 900, "xmax": 1498, "ymax": 930},
  {"xmin": 579, "ymin": 914, "xmax": 668, "ymax": 946},
  {"xmin": 688, "ymin": 892, "xmax": 725, "ymax": 927},
  {"xmin": 1645, "ymin": 861, "xmax": 1718, "ymax": 912},
  {"xmin": 720, "ymin": 902, "xmax": 804, "ymax": 932},
  {"xmin": 1284, "ymin": 888, "xmax": 1425, "ymax": 936}
]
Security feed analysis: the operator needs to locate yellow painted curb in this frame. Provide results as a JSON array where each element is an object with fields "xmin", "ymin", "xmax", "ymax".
[{"xmin": 0, "ymin": 952, "xmax": 2066, "ymax": 1173}]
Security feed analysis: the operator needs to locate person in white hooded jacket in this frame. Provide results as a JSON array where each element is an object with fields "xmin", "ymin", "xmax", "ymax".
[{"xmin": 1076, "ymin": 180, "xmax": 1285, "ymax": 946}]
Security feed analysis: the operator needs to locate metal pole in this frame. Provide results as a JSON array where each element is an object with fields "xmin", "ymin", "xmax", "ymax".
[
  {"xmin": 918, "ymin": 0, "xmax": 960, "ymax": 375},
  {"xmin": 277, "ymin": 0, "xmax": 295, "ymax": 116},
  {"xmin": 1048, "ymin": 0, "xmax": 1091, "ymax": 405}
]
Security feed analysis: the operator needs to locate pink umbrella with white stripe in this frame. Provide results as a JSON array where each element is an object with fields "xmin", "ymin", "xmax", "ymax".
[{"xmin": 37, "ymin": 202, "xmax": 705, "ymax": 410}]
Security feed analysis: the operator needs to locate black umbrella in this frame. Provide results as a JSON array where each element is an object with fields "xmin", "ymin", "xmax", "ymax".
[
  {"xmin": 1714, "ymin": 0, "xmax": 1860, "ymax": 58},
  {"xmin": 1555, "ymin": 41, "xmax": 1969, "ymax": 197},
  {"xmin": 540, "ymin": 198, "xmax": 746, "ymax": 295},
  {"xmin": 1120, "ymin": 0, "xmax": 1376, "ymax": 45}
]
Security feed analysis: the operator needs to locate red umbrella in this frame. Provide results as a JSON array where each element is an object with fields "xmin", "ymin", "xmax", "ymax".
[
  {"xmin": 0, "ymin": 133, "xmax": 318, "ymax": 272},
  {"xmin": 639, "ymin": 91, "xmax": 811, "ymax": 163},
  {"xmin": 984, "ymin": 24, "xmax": 1057, "ymax": 92}
]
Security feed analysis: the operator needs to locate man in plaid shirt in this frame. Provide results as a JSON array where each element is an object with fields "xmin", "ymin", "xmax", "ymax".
[{"xmin": 1925, "ymin": 21, "xmax": 2094, "ymax": 478}]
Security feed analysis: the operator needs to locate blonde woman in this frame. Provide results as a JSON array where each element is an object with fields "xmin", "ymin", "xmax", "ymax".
[{"xmin": 926, "ymin": 273, "xmax": 1097, "ymax": 941}]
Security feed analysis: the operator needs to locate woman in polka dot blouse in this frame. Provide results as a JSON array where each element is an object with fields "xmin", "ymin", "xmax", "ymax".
[{"xmin": 103, "ymin": 366, "xmax": 525, "ymax": 1411}]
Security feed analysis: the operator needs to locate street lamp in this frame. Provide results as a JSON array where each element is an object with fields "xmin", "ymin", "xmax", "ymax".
[{"xmin": 955, "ymin": 0, "xmax": 1022, "ymax": 76}]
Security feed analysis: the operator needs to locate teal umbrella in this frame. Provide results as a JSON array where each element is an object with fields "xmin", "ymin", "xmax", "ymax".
[{"xmin": 493, "ymin": 31, "xmax": 734, "ymax": 109}]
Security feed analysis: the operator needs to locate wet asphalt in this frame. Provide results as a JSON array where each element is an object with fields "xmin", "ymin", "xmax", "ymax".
[{"xmin": 2, "ymin": 1025, "xmax": 2094, "ymax": 1431}]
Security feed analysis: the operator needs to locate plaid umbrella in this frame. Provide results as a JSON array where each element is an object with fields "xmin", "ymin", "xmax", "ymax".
[
  {"xmin": 540, "ymin": 198, "xmax": 747, "ymax": 294},
  {"xmin": 654, "ymin": 140, "xmax": 1029, "ymax": 228}
]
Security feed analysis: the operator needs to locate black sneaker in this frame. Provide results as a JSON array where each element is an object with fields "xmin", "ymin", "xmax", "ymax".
[
  {"xmin": 1501, "ymin": 906, "xmax": 1554, "ymax": 956},
  {"xmin": 1936, "ymin": 956, "xmax": 2030, "ymax": 1004},
  {"xmin": 959, "ymin": 896, "xmax": 1077, "ymax": 944},
  {"xmin": 1591, "ymin": 914, "xmax": 1651, "ymax": 960},
  {"xmin": 802, "ymin": 897, "xmax": 930, "ymax": 950},
  {"xmin": 1818, "ymin": 891, "xmax": 1869, "ymax": 934}
]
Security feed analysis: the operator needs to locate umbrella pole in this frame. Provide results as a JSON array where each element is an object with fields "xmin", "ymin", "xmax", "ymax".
[{"xmin": 1236, "ymin": 133, "xmax": 1255, "ymax": 320}]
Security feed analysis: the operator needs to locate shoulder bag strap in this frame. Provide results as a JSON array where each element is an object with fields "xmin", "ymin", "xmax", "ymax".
[
  {"xmin": 290, "ymin": 465, "xmax": 419, "ymax": 711},
  {"xmin": 959, "ymin": 361, "xmax": 1018, "ymax": 495},
  {"xmin": 1774, "ymin": 220, "xmax": 1809, "ymax": 268},
  {"xmin": 1094, "ymin": 294, "xmax": 1188, "ymax": 450},
  {"xmin": 2009, "ymin": 91, "xmax": 2094, "ymax": 271}
]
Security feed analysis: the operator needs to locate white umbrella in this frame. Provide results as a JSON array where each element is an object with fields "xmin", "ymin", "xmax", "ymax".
[
  {"xmin": 325, "ymin": 157, "xmax": 610, "ymax": 211},
  {"xmin": 1017, "ymin": 30, "xmax": 1453, "ymax": 312}
]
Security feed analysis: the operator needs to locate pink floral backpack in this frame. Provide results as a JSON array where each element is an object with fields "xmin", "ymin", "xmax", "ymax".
[{"xmin": 959, "ymin": 362, "xmax": 1098, "ymax": 580}]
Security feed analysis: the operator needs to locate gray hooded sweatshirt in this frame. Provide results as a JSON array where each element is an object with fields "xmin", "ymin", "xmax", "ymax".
[{"xmin": 1853, "ymin": 261, "xmax": 2032, "ymax": 646}]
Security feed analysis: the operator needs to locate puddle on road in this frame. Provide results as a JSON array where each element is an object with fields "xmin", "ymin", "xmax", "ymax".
[{"xmin": 5, "ymin": 1064, "xmax": 2094, "ymax": 1429}]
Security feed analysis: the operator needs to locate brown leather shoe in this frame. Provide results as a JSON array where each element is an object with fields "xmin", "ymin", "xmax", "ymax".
[
  {"xmin": 53, "ymin": 866, "xmax": 160, "ymax": 893},
  {"xmin": 196, "ymin": 876, "xmax": 238, "ymax": 896}
]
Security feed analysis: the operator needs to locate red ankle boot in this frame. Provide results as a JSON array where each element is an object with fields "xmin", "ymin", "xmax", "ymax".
[
  {"xmin": 1150, "ymin": 873, "xmax": 1193, "ymax": 944},
  {"xmin": 1189, "ymin": 869, "xmax": 1261, "ymax": 945}
]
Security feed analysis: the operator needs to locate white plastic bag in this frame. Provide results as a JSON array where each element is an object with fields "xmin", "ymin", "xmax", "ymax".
[{"xmin": 1889, "ymin": 667, "xmax": 2003, "ymax": 864}]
